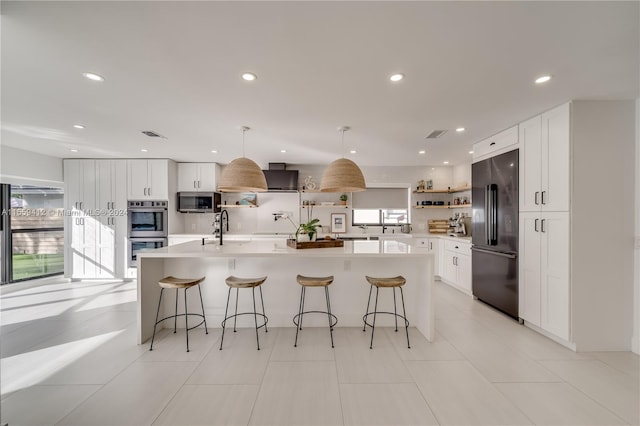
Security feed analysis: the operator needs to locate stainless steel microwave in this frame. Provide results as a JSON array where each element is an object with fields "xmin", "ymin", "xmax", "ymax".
[{"xmin": 177, "ymin": 192, "xmax": 221, "ymax": 213}]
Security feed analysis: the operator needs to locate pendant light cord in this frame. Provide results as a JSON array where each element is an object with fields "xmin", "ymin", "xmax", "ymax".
[
  {"xmin": 338, "ymin": 126, "xmax": 349, "ymax": 158},
  {"xmin": 242, "ymin": 128, "xmax": 246, "ymax": 158}
]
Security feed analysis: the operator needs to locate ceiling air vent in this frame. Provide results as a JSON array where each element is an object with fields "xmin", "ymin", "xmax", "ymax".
[
  {"xmin": 141, "ymin": 130, "xmax": 166, "ymax": 138},
  {"xmin": 425, "ymin": 130, "xmax": 447, "ymax": 139}
]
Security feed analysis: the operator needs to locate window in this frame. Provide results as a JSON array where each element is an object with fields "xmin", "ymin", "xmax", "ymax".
[
  {"xmin": 1, "ymin": 184, "xmax": 64, "ymax": 283},
  {"xmin": 352, "ymin": 208, "xmax": 409, "ymax": 226},
  {"xmin": 351, "ymin": 187, "xmax": 410, "ymax": 226}
]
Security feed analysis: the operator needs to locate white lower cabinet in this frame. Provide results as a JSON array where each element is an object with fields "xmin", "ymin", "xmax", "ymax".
[
  {"xmin": 441, "ymin": 240, "xmax": 472, "ymax": 295},
  {"xmin": 414, "ymin": 237, "xmax": 442, "ymax": 277},
  {"xmin": 519, "ymin": 211, "xmax": 570, "ymax": 341}
]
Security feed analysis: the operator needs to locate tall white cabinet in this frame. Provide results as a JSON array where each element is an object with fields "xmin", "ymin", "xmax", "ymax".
[
  {"xmin": 65, "ymin": 159, "xmax": 128, "ymax": 279},
  {"xmin": 95, "ymin": 160, "xmax": 128, "ymax": 278},
  {"xmin": 518, "ymin": 101, "xmax": 636, "ymax": 351}
]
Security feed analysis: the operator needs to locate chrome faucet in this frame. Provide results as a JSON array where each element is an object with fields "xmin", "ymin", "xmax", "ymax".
[{"xmin": 218, "ymin": 210, "xmax": 229, "ymax": 245}]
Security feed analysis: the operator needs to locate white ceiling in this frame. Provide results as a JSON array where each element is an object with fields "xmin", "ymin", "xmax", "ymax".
[{"xmin": 1, "ymin": 1, "xmax": 638, "ymax": 168}]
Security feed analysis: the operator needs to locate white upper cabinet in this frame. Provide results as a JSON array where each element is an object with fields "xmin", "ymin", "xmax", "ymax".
[
  {"xmin": 519, "ymin": 115, "xmax": 543, "ymax": 212},
  {"xmin": 127, "ymin": 159, "xmax": 169, "ymax": 200},
  {"xmin": 177, "ymin": 162, "xmax": 217, "ymax": 192},
  {"xmin": 541, "ymin": 103, "xmax": 570, "ymax": 212},
  {"xmin": 472, "ymin": 125, "xmax": 518, "ymax": 163},
  {"xmin": 519, "ymin": 103, "xmax": 570, "ymax": 212}
]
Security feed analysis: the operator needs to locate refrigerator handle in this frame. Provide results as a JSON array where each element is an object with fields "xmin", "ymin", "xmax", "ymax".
[
  {"xmin": 485, "ymin": 185, "xmax": 490, "ymax": 245},
  {"xmin": 489, "ymin": 184, "xmax": 498, "ymax": 245}
]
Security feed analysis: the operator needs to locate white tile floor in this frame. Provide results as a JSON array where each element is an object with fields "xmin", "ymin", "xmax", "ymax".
[{"xmin": 1, "ymin": 279, "xmax": 638, "ymax": 426}]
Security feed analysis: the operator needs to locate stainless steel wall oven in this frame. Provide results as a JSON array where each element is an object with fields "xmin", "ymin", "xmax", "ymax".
[{"xmin": 128, "ymin": 200, "xmax": 168, "ymax": 267}]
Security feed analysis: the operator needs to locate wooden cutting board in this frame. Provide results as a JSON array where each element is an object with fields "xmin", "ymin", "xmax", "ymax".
[{"xmin": 428, "ymin": 219, "xmax": 451, "ymax": 234}]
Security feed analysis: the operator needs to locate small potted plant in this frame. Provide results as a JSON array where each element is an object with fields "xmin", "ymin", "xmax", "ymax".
[
  {"xmin": 296, "ymin": 218, "xmax": 321, "ymax": 242},
  {"xmin": 339, "ymin": 193, "xmax": 348, "ymax": 205}
]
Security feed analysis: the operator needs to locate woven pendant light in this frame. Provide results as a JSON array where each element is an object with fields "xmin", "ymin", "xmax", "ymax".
[
  {"xmin": 218, "ymin": 126, "xmax": 268, "ymax": 192},
  {"xmin": 320, "ymin": 126, "xmax": 366, "ymax": 192}
]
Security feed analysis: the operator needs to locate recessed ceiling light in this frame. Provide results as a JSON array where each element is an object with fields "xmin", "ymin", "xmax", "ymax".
[
  {"xmin": 280, "ymin": 149, "xmax": 287, "ymax": 153},
  {"xmin": 140, "ymin": 149, "xmax": 148, "ymax": 153},
  {"xmin": 443, "ymin": 161, "xmax": 449, "ymax": 164},
  {"xmin": 455, "ymin": 127, "xmax": 466, "ymax": 132},
  {"xmin": 469, "ymin": 150, "xmax": 474, "ymax": 154},
  {"xmin": 419, "ymin": 150, "xmax": 426, "ymax": 154},
  {"xmin": 70, "ymin": 149, "xmax": 78, "ymax": 153},
  {"xmin": 389, "ymin": 73, "xmax": 404, "ymax": 82},
  {"xmin": 82, "ymin": 72, "xmax": 105, "ymax": 82},
  {"xmin": 211, "ymin": 150, "xmax": 218, "ymax": 154},
  {"xmin": 535, "ymin": 75, "xmax": 552, "ymax": 84},
  {"xmin": 349, "ymin": 150, "xmax": 357, "ymax": 154},
  {"xmin": 73, "ymin": 124, "xmax": 85, "ymax": 129},
  {"xmin": 242, "ymin": 72, "xmax": 257, "ymax": 81}
]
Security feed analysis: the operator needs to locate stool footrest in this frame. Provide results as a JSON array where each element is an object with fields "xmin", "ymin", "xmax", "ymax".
[
  {"xmin": 293, "ymin": 311, "xmax": 338, "ymax": 329},
  {"xmin": 154, "ymin": 313, "xmax": 207, "ymax": 332},
  {"xmin": 362, "ymin": 311, "xmax": 409, "ymax": 329},
  {"xmin": 221, "ymin": 312, "xmax": 268, "ymax": 330}
]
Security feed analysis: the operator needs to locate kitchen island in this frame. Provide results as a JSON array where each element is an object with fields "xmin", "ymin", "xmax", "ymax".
[{"xmin": 136, "ymin": 239, "xmax": 434, "ymax": 345}]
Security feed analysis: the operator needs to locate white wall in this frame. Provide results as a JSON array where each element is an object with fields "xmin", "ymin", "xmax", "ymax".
[
  {"xmin": 0, "ymin": 146, "xmax": 63, "ymax": 186},
  {"xmin": 188, "ymin": 164, "xmax": 469, "ymax": 236}
]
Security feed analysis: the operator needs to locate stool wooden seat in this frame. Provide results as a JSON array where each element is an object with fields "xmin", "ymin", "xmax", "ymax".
[
  {"xmin": 150, "ymin": 276, "xmax": 207, "ymax": 353},
  {"xmin": 159, "ymin": 276, "xmax": 206, "ymax": 289},
  {"xmin": 225, "ymin": 276, "xmax": 267, "ymax": 288},
  {"xmin": 366, "ymin": 276, "xmax": 406, "ymax": 288},
  {"xmin": 220, "ymin": 276, "xmax": 268, "ymax": 350},
  {"xmin": 363, "ymin": 275, "xmax": 410, "ymax": 349},
  {"xmin": 293, "ymin": 275, "xmax": 337, "ymax": 348}
]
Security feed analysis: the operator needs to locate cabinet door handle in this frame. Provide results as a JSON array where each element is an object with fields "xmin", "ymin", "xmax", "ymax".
[
  {"xmin": 535, "ymin": 191, "xmax": 540, "ymax": 205},
  {"xmin": 489, "ymin": 142, "xmax": 496, "ymax": 146},
  {"xmin": 541, "ymin": 219, "xmax": 546, "ymax": 233},
  {"xmin": 198, "ymin": 180, "xmax": 201, "ymax": 189},
  {"xmin": 534, "ymin": 218, "xmax": 539, "ymax": 232},
  {"xmin": 429, "ymin": 242, "xmax": 432, "ymax": 250},
  {"xmin": 148, "ymin": 187, "xmax": 151, "ymax": 196},
  {"xmin": 541, "ymin": 191, "xmax": 546, "ymax": 205}
]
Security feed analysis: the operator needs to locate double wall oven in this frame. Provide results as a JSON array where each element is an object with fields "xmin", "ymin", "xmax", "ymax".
[{"xmin": 128, "ymin": 200, "xmax": 168, "ymax": 267}]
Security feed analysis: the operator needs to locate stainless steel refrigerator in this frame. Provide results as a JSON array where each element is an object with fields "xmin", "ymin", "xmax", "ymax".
[{"xmin": 471, "ymin": 149, "xmax": 519, "ymax": 319}]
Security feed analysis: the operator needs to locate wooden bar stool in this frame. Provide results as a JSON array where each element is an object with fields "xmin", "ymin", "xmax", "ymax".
[
  {"xmin": 149, "ymin": 276, "xmax": 207, "ymax": 352},
  {"xmin": 293, "ymin": 275, "xmax": 337, "ymax": 348},
  {"xmin": 362, "ymin": 275, "xmax": 410, "ymax": 349},
  {"xmin": 220, "ymin": 276, "xmax": 268, "ymax": 350}
]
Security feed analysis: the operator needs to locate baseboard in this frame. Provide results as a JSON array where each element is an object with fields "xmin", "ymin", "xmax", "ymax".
[
  {"xmin": 0, "ymin": 275, "xmax": 69, "ymax": 295},
  {"xmin": 523, "ymin": 320, "xmax": 577, "ymax": 351}
]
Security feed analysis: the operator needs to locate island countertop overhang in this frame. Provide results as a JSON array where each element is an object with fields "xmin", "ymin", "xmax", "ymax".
[{"xmin": 138, "ymin": 239, "xmax": 433, "ymax": 259}]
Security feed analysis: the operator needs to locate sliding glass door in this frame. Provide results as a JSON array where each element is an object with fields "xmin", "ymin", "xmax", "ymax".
[{"xmin": 0, "ymin": 184, "xmax": 64, "ymax": 284}]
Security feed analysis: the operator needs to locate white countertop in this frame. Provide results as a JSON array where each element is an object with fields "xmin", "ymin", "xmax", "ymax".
[
  {"xmin": 140, "ymin": 239, "xmax": 430, "ymax": 258},
  {"xmin": 169, "ymin": 232, "xmax": 471, "ymax": 243}
]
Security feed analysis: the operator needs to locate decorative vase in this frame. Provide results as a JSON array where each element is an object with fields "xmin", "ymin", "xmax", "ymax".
[{"xmin": 297, "ymin": 233, "xmax": 310, "ymax": 243}]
